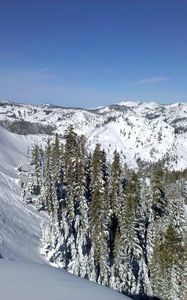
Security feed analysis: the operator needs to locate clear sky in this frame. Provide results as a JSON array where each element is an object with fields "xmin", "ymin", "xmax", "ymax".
[{"xmin": 0, "ymin": 0, "xmax": 186, "ymax": 107}]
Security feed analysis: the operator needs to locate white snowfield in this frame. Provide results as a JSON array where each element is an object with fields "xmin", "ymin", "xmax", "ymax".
[
  {"xmin": 0, "ymin": 126, "xmax": 47, "ymax": 262},
  {"xmin": 0, "ymin": 100, "xmax": 187, "ymax": 170},
  {"xmin": 0, "ymin": 126, "xmax": 131, "ymax": 299},
  {"xmin": 0, "ymin": 260, "xmax": 130, "ymax": 300}
]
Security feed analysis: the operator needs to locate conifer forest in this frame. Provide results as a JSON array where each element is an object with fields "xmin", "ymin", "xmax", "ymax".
[{"xmin": 23, "ymin": 126, "xmax": 187, "ymax": 300}]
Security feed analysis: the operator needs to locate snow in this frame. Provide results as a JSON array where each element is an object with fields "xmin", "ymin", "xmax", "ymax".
[
  {"xmin": 0, "ymin": 126, "xmax": 47, "ymax": 262},
  {"xmin": 1, "ymin": 100, "xmax": 187, "ymax": 170},
  {"xmin": 117, "ymin": 101, "xmax": 140, "ymax": 107},
  {"xmin": 0, "ymin": 259, "xmax": 130, "ymax": 300},
  {"xmin": 0, "ymin": 98, "xmax": 186, "ymax": 299},
  {"xmin": 185, "ymin": 205, "xmax": 187, "ymax": 216},
  {"xmin": 0, "ymin": 125, "xmax": 131, "ymax": 299}
]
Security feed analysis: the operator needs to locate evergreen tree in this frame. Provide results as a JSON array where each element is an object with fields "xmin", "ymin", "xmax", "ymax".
[
  {"xmin": 151, "ymin": 163, "xmax": 168, "ymax": 220},
  {"xmin": 64, "ymin": 125, "xmax": 78, "ymax": 220},
  {"xmin": 70, "ymin": 134, "xmax": 89, "ymax": 277},
  {"xmin": 110, "ymin": 150, "xmax": 123, "ymax": 218},
  {"xmin": 43, "ymin": 139, "xmax": 55, "ymax": 214},
  {"xmin": 151, "ymin": 224, "xmax": 186, "ymax": 300},
  {"xmin": 23, "ymin": 131, "xmax": 187, "ymax": 300},
  {"xmin": 32, "ymin": 144, "xmax": 42, "ymax": 192},
  {"xmin": 90, "ymin": 144, "xmax": 110, "ymax": 284},
  {"xmin": 110, "ymin": 150, "xmax": 124, "ymax": 290},
  {"xmin": 120, "ymin": 172, "xmax": 142, "ymax": 296}
]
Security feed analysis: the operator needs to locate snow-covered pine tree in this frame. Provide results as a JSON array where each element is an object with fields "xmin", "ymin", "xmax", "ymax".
[
  {"xmin": 151, "ymin": 163, "xmax": 168, "ymax": 221},
  {"xmin": 119, "ymin": 172, "xmax": 143, "ymax": 296},
  {"xmin": 165, "ymin": 173, "xmax": 187, "ymax": 300},
  {"xmin": 64, "ymin": 125, "xmax": 78, "ymax": 220},
  {"xmin": 151, "ymin": 224, "xmax": 186, "ymax": 300},
  {"xmin": 53, "ymin": 126, "xmax": 78, "ymax": 269},
  {"xmin": 109, "ymin": 150, "xmax": 123, "ymax": 291},
  {"xmin": 135, "ymin": 174, "xmax": 152, "ymax": 297},
  {"xmin": 32, "ymin": 144, "xmax": 42, "ymax": 193},
  {"xmin": 42, "ymin": 139, "xmax": 54, "ymax": 214},
  {"xmin": 69, "ymin": 134, "xmax": 89, "ymax": 277},
  {"xmin": 150, "ymin": 167, "xmax": 187, "ymax": 300},
  {"xmin": 50, "ymin": 133, "xmax": 64, "ymax": 226},
  {"xmin": 110, "ymin": 150, "xmax": 123, "ymax": 218},
  {"xmin": 22, "ymin": 130, "xmax": 187, "ymax": 300},
  {"xmin": 97, "ymin": 149, "xmax": 111, "ymax": 285},
  {"xmin": 90, "ymin": 144, "xmax": 110, "ymax": 284},
  {"xmin": 23, "ymin": 144, "xmax": 44, "ymax": 208}
]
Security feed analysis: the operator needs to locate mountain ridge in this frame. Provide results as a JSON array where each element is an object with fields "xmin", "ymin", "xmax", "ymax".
[{"xmin": 0, "ymin": 100, "xmax": 187, "ymax": 170}]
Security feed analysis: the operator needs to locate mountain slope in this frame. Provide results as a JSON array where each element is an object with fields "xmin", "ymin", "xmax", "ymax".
[
  {"xmin": 0, "ymin": 99, "xmax": 186, "ymax": 299},
  {"xmin": 0, "ymin": 125, "xmax": 132, "ymax": 299},
  {"xmin": 0, "ymin": 100, "xmax": 187, "ymax": 170},
  {"xmin": 0, "ymin": 126, "xmax": 47, "ymax": 262},
  {"xmin": 0, "ymin": 260, "xmax": 130, "ymax": 300}
]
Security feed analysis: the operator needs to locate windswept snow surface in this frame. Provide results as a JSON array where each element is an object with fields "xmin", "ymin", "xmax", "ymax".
[
  {"xmin": 0, "ymin": 126, "xmax": 47, "ymax": 262},
  {"xmin": 0, "ymin": 260, "xmax": 131, "ymax": 300}
]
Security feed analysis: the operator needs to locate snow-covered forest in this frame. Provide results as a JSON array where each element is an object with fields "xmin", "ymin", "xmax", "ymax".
[
  {"xmin": 23, "ymin": 126, "xmax": 187, "ymax": 300},
  {"xmin": 0, "ymin": 125, "xmax": 131, "ymax": 300}
]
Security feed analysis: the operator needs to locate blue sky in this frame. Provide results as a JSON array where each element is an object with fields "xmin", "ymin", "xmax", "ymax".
[{"xmin": 0, "ymin": 0, "xmax": 186, "ymax": 107}]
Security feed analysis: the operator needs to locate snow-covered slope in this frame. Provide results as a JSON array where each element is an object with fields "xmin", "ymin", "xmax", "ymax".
[
  {"xmin": 0, "ymin": 260, "xmax": 130, "ymax": 300},
  {"xmin": 0, "ymin": 126, "xmax": 47, "ymax": 262},
  {"xmin": 0, "ymin": 99, "xmax": 186, "ymax": 299},
  {"xmin": 0, "ymin": 100, "xmax": 187, "ymax": 170},
  {"xmin": 0, "ymin": 125, "xmax": 131, "ymax": 299}
]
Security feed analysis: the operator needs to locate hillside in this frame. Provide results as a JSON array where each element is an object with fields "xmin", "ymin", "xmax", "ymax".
[
  {"xmin": 0, "ymin": 260, "xmax": 130, "ymax": 300},
  {"xmin": 0, "ymin": 126, "xmax": 131, "ymax": 299},
  {"xmin": 0, "ymin": 100, "xmax": 187, "ymax": 170},
  {"xmin": 0, "ymin": 100, "xmax": 186, "ymax": 300},
  {"xmin": 0, "ymin": 126, "xmax": 47, "ymax": 262}
]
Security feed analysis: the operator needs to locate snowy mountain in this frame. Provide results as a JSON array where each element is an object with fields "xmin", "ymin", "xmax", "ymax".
[
  {"xmin": 0, "ymin": 126, "xmax": 131, "ymax": 300},
  {"xmin": 0, "ymin": 100, "xmax": 186, "ymax": 300},
  {"xmin": 0, "ymin": 100, "xmax": 187, "ymax": 170}
]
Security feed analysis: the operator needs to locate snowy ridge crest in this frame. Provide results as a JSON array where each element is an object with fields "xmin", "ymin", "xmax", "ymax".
[{"xmin": 0, "ymin": 100, "xmax": 187, "ymax": 170}]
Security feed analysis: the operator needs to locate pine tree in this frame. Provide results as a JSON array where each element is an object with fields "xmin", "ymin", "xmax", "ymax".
[
  {"xmin": 119, "ymin": 172, "xmax": 143, "ymax": 296},
  {"xmin": 71, "ymin": 134, "xmax": 89, "ymax": 278},
  {"xmin": 43, "ymin": 139, "xmax": 55, "ymax": 214},
  {"xmin": 90, "ymin": 144, "xmax": 110, "ymax": 284},
  {"xmin": 110, "ymin": 150, "xmax": 123, "ymax": 217},
  {"xmin": 32, "ymin": 145, "xmax": 41, "ymax": 188},
  {"xmin": 64, "ymin": 125, "xmax": 78, "ymax": 220},
  {"xmin": 151, "ymin": 163, "xmax": 168, "ymax": 220},
  {"xmin": 98, "ymin": 149, "xmax": 110, "ymax": 285},
  {"xmin": 51, "ymin": 133, "xmax": 62, "ymax": 180},
  {"xmin": 109, "ymin": 150, "xmax": 124, "ymax": 290},
  {"xmin": 151, "ymin": 224, "xmax": 186, "ymax": 300},
  {"xmin": 24, "ymin": 131, "xmax": 187, "ymax": 300}
]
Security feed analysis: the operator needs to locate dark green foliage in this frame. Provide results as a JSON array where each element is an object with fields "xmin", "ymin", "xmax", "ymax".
[
  {"xmin": 111, "ymin": 150, "xmax": 122, "ymax": 216},
  {"xmin": 103, "ymin": 116, "xmax": 117, "ymax": 125},
  {"xmin": 151, "ymin": 224, "xmax": 186, "ymax": 300},
  {"xmin": 0, "ymin": 120, "xmax": 55, "ymax": 135},
  {"xmin": 151, "ymin": 164, "xmax": 168, "ymax": 219}
]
